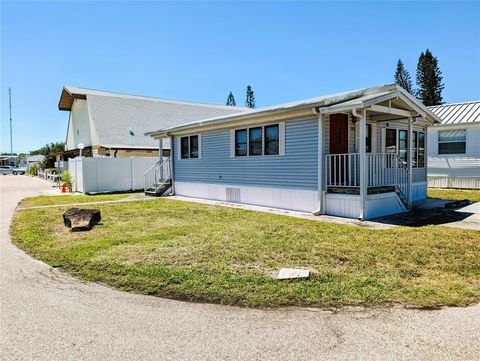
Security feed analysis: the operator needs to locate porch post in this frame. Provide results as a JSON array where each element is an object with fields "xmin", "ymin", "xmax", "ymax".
[
  {"xmin": 407, "ymin": 117, "xmax": 413, "ymax": 208},
  {"xmin": 359, "ymin": 109, "xmax": 367, "ymax": 220},
  {"xmin": 158, "ymin": 138, "xmax": 163, "ymax": 161},
  {"xmin": 317, "ymin": 114, "xmax": 325, "ymax": 214}
]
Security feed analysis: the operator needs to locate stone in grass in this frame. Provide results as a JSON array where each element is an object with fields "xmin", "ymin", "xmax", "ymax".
[
  {"xmin": 277, "ymin": 268, "xmax": 310, "ymax": 280},
  {"xmin": 63, "ymin": 208, "xmax": 101, "ymax": 232}
]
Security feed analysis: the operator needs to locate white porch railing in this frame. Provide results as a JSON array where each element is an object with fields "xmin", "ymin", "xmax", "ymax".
[
  {"xmin": 326, "ymin": 153, "xmax": 409, "ymax": 205},
  {"xmin": 366, "ymin": 153, "xmax": 409, "ymax": 204},
  {"xmin": 144, "ymin": 157, "xmax": 171, "ymax": 194},
  {"xmin": 325, "ymin": 153, "xmax": 360, "ymax": 187}
]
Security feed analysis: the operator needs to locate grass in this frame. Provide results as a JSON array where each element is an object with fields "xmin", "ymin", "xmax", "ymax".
[
  {"xmin": 11, "ymin": 196, "xmax": 480, "ymax": 309},
  {"xmin": 427, "ymin": 188, "xmax": 480, "ymax": 203},
  {"xmin": 19, "ymin": 193, "xmax": 140, "ymax": 207}
]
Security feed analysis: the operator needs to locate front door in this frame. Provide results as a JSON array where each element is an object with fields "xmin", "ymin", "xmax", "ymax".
[
  {"xmin": 330, "ymin": 114, "xmax": 349, "ymax": 154},
  {"xmin": 329, "ymin": 114, "xmax": 349, "ymax": 186}
]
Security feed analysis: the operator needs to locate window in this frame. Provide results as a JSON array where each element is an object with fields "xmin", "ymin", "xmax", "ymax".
[
  {"xmin": 234, "ymin": 123, "xmax": 282, "ymax": 157},
  {"xmin": 181, "ymin": 137, "xmax": 189, "ymax": 159},
  {"xmin": 235, "ymin": 129, "xmax": 247, "ymax": 156},
  {"xmin": 438, "ymin": 129, "xmax": 466, "ymax": 154},
  {"xmin": 366, "ymin": 124, "xmax": 372, "ymax": 153},
  {"xmin": 398, "ymin": 130, "xmax": 408, "ymax": 163},
  {"xmin": 418, "ymin": 132, "xmax": 425, "ymax": 167},
  {"xmin": 249, "ymin": 127, "xmax": 262, "ymax": 156},
  {"xmin": 385, "ymin": 128, "xmax": 426, "ymax": 168},
  {"xmin": 385, "ymin": 129, "xmax": 397, "ymax": 154},
  {"xmin": 189, "ymin": 135, "xmax": 199, "ymax": 158},
  {"xmin": 412, "ymin": 131, "xmax": 418, "ymax": 168},
  {"xmin": 264, "ymin": 125, "xmax": 279, "ymax": 155},
  {"xmin": 180, "ymin": 135, "xmax": 200, "ymax": 159}
]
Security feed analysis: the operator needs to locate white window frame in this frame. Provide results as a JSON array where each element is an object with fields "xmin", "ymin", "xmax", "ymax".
[
  {"xmin": 382, "ymin": 127, "xmax": 425, "ymax": 168},
  {"xmin": 437, "ymin": 129, "xmax": 466, "ymax": 155},
  {"xmin": 178, "ymin": 134, "xmax": 202, "ymax": 160},
  {"xmin": 230, "ymin": 122, "xmax": 285, "ymax": 158}
]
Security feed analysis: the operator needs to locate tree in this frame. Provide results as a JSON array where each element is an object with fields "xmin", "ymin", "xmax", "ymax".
[
  {"xmin": 394, "ymin": 59, "xmax": 414, "ymax": 94},
  {"xmin": 226, "ymin": 92, "xmax": 236, "ymax": 106},
  {"xmin": 29, "ymin": 141, "xmax": 65, "ymax": 156},
  {"xmin": 245, "ymin": 85, "xmax": 256, "ymax": 109},
  {"xmin": 416, "ymin": 49, "xmax": 444, "ymax": 106}
]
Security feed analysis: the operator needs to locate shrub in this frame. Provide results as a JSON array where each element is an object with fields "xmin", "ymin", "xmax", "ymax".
[
  {"xmin": 29, "ymin": 164, "xmax": 38, "ymax": 176},
  {"xmin": 62, "ymin": 170, "xmax": 73, "ymax": 192}
]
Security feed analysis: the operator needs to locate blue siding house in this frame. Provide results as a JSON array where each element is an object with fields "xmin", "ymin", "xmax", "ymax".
[{"xmin": 146, "ymin": 85, "xmax": 440, "ymax": 220}]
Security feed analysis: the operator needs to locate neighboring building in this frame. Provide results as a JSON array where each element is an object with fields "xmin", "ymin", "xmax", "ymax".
[
  {"xmin": 25, "ymin": 154, "xmax": 45, "ymax": 172},
  {"xmin": 0, "ymin": 156, "xmax": 19, "ymax": 167},
  {"xmin": 57, "ymin": 86, "xmax": 248, "ymax": 160},
  {"xmin": 427, "ymin": 101, "xmax": 480, "ymax": 189},
  {"xmin": 147, "ymin": 84, "xmax": 440, "ymax": 220}
]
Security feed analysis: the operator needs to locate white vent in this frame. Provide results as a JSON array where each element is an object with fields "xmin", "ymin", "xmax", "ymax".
[{"xmin": 226, "ymin": 187, "xmax": 241, "ymax": 203}]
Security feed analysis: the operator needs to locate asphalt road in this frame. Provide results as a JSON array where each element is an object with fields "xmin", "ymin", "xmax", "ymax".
[{"xmin": 1, "ymin": 175, "xmax": 479, "ymax": 360}]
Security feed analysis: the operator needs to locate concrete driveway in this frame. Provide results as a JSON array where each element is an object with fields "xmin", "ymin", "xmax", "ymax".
[{"xmin": 1, "ymin": 176, "xmax": 479, "ymax": 361}]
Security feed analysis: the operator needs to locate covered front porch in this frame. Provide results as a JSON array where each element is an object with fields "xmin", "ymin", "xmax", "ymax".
[{"xmin": 316, "ymin": 88, "xmax": 438, "ymax": 219}]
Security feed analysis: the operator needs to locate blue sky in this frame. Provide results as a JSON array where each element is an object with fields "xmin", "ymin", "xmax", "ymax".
[{"xmin": 1, "ymin": 1, "xmax": 479, "ymax": 153}]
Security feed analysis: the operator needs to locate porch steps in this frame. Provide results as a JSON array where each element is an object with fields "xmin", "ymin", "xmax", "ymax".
[{"xmin": 145, "ymin": 179, "xmax": 172, "ymax": 197}]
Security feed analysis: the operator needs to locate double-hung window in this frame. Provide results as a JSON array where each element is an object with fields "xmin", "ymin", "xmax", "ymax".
[
  {"xmin": 264, "ymin": 125, "xmax": 280, "ymax": 155},
  {"xmin": 234, "ymin": 124, "xmax": 281, "ymax": 157},
  {"xmin": 180, "ymin": 135, "xmax": 199, "ymax": 159},
  {"xmin": 249, "ymin": 127, "xmax": 263, "ymax": 156},
  {"xmin": 438, "ymin": 129, "xmax": 466, "ymax": 154},
  {"xmin": 235, "ymin": 130, "xmax": 247, "ymax": 156}
]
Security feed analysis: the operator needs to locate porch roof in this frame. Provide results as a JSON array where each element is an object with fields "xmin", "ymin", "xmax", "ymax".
[{"xmin": 147, "ymin": 84, "xmax": 441, "ymax": 138}]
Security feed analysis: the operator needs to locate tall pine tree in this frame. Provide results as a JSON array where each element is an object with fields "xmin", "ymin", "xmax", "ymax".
[
  {"xmin": 245, "ymin": 85, "xmax": 256, "ymax": 108},
  {"xmin": 416, "ymin": 49, "xmax": 444, "ymax": 106},
  {"xmin": 394, "ymin": 59, "xmax": 414, "ymax": 94},
  {"xmin": 226, "ymin": 92, "xmax": 236, "ymax": 106}
]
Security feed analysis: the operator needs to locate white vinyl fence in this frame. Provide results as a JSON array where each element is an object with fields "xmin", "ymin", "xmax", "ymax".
[{"xmin": 68, "ymin": 157, "xmax": 158, "ymax": 193}]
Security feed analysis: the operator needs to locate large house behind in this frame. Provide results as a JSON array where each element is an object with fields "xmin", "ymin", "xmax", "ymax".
[
  {"xmin": 147, "ymin": 84, "xmax": 440, "ymax": 220},
  {"xmin": 57, "ymin": 86, "xmax": 248, "ymax": 160},
  {"xmin": 427, "ymin": 101, "xmax": 480, "ymax": 189}
]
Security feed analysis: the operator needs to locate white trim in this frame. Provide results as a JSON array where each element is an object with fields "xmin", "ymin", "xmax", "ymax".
[
  {"xmin": 197, "ymin": 134, "xmax": 202, "ymax": 159},
  {"xmin": 279, "ymin": 121, "xmax": 286, "ymax": 156},
  {"xmin": 178, "ymin": 134, "xmax": 202, "ymax": 160},
  {"xmin": 229, "ymin": 129, "xmax": 235, "ymax": 157}
]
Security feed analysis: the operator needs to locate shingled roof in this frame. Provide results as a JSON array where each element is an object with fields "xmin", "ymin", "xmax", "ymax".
[{"xmin": 59, "ymin": 86, "xmax": 249, "ymax": 149}]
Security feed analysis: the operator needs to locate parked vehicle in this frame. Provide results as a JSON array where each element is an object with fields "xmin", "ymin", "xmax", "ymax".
[
  {"xmin": 13, "ymin": 167, "xmax": 26, "ymax": 175},
  {"xmin": 0, "ymin": 166, "xmax": 20, "ymax": 175}
]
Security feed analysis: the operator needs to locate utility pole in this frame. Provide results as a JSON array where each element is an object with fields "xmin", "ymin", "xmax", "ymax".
[{"xmin": 8, "ymin": 87, "xmax": 13, "ymax": 156}]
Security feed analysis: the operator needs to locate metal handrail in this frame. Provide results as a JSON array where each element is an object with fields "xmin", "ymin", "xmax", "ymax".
[{"xmin": 144, "ymin": 157, "xmax": 171, "ymax": 192}]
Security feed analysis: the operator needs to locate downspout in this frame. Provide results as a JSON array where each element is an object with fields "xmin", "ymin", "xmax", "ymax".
[
  {"xmin": 312, "ymin": 107, "xmax": 325, "ymax": 215},
  {"xmin": 169, "ymin": 135, "xmax": 175, "ymax": 196}
]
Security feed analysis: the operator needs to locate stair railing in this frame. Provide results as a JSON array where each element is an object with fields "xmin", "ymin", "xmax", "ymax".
[{"xmin": 144, "ymin": 157, "xmax": 171, "ymax": 192}]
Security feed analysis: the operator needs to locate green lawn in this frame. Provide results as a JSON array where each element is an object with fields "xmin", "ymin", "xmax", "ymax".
[
  {"xmin": 19, "ymin": 193, "xmax": 141, "ymax": 207},
  {"xmin": 428, "ymin": 188, "xmax": 480, "ymax": 203},
  {"xmin": 11, "ymin": 195, "xmax": 480, "ymax": 308}
]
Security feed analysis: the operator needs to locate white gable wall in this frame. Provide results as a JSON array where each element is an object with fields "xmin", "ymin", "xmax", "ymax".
[
  {"xmin": 65, "ymin": 99, "xmax": 93, "ymax": 150},
  {"xmin": 427, "ymin": 124, "xmax": 480, "ymax": 188}
]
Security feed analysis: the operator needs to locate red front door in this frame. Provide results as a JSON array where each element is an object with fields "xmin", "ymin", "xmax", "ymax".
[
  {"xmin": 329, "ymin": 114, "xmax": 349, "ymax": 154},
  {"xmin": 329, "ymin": 114, "xmax": 349, "ymax": 186}
]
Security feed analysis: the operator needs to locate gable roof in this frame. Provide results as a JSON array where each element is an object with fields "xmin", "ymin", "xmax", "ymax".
[
  {"xmin": 428, "ymin": 101, "xmax": 480, "ymax": 125},
  {"xmin": 59, "ymin": 86, "xmax": 250, "ymax": 149},
  {"xmin": 148, "ymin": 84, "xmax": 440, "ymax": 137}
]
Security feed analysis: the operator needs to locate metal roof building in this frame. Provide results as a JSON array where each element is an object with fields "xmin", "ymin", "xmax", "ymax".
[{"xmin": 429, "ymin": 101, "xmax": 480, "ymax": 125}]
